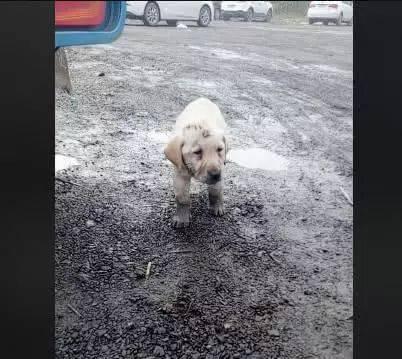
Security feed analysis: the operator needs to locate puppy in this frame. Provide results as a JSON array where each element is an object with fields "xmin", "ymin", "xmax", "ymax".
[{"xmin": 164, "ymin": 97, "xmax": 228, "ymax": 228}]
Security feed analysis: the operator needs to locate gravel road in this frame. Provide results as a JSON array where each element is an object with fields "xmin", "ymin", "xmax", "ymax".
[{"xmin": 56, "ymin": 19, "xmax": 353, "ymax": 359}]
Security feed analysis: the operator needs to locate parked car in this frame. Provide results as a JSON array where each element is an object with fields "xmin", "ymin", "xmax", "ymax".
[
  {"xmin": 126, "ymin": 1, "xmax": 214, "ymax": 27},
  {"xmin": 55, "ymin": 1, "xmax": 126, "ymax": 93},
  {"xmin": 55, "ymin": 1, "xmax": 126, "ymax": 48},
  {"xmin": 307, "ymin": 1, "xmax": 353, "ymax": 26},
  {"xmin": 221, "ymin": 1, "xmax": 273, "ymax": 22}
]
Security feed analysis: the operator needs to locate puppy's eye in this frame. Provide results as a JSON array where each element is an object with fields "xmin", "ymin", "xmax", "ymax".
[{"xmin": 193, "ymin": 149, "xmax": 202, "ymax": 156}]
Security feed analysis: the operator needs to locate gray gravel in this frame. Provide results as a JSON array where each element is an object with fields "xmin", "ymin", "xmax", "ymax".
[{"xmin": 56, "ymin": 20, "xmax": 352, "ymax": 359}]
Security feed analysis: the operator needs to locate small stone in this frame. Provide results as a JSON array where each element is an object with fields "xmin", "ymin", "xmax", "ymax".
[
  {"xmin": 268, "ymin": 329, "xmax": 280, "ymax": 337},
  {"xmin": 223, "ymin": 322, "xmax": 232, "ymax": 330},
  {"xmin": 156, "ymin": 327, "xmax": 166, "ymax": 334},
  {"xmin": 77, "ymin": 272, "xmax": 89, "ymax": 283},
  {"xmin": 86, "ymin": 219, "xmax": 95, "ymax": 227},
  {"xmin": 257, "ymin": 251, "xmax": 265, "ymax": 258},
  {"xmin": 153, "ymin": 346, "xmax": 165, "ymax": 356},
  {"xmin": 97, "ymin": 329, "xmax": 107, "ymax": 337},
  {"xmin": 304, "ymin": 290, "xmax": 313, "ymax": 295}
]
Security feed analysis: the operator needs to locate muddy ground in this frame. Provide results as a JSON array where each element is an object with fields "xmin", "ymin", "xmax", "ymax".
[{"xmin": 55, "ymin": 20, "xmax": 353, "ymax": 359}]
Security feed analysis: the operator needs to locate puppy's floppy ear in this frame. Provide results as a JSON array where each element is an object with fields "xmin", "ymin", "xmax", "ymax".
[
  {"xmin": 223, "ymin": 136, "xmax": 229, "ymax": 164},
  {"xmin": 164, "ymin": 136, "xmax": 184, "ymax": 169}
]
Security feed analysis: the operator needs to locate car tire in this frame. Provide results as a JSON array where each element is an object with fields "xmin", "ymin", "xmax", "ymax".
[
  {"xmin": 309, "ymin": 19, "xmax": 314, "ymax": 25},
  {"xmin": 198, "ymin": 5, "xmax": 211, "ymax": 27},
  {"xmin": 166, "ymin": 20, "xmax": 177, "ymax": 27},
  {"xmin": 143, "ymin": 2, "xmax": 160, "ymax": 26},
  {"xmin": 336, "ymin": 13, "xmax": 343, "ymax": 26},
  {"xmin": 265, "ymin": 9, "xmax": 272, "ymax": 23},
  {"xmin": 244, "ymin": 8, "xmax": 253, "ymax": 22}
]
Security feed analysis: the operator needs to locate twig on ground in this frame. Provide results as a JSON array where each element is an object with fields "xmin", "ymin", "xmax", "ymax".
[
  {"xmin": 170, "ymin": 249, "xmax": 193, "ymax": 254},
  {"xmin": 268, "ymin": 252, "xmax": 281, "ymax": 265},
  {"xmin": 234, "ymin": 232, "xmax": 253, "ymax": 241},
  {"xmin": 67, "ymin": 304, "xmax": 82, "ymax": 318},
  {"xmin": 56, "ymin": 177, "xmax": 82, "ymax": 187},
  {"xmin": 339, "ymin": 187, "xmax": 353, "ymax": 206},
  {"xmin": 145, "ymin": 262, "xmax": 152, "ymax": 280},
  {"xmin": 185, "ymin": 298, "xmax": 194, "ymax": 316}
]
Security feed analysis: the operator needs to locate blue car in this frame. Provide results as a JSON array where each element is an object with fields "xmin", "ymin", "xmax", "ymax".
[
  {"xmin": 55, "ymin": 1, "xmax": 126, "ymax": 92},
  {"xmin": 55, "ymin": 1, "xmax": 126, "ymax": 49}
]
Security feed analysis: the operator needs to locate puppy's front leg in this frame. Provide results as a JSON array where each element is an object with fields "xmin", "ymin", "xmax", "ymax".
[
  {"xmin": 209, "ymin": 181, "xmax": 224, "ymax": 216},
  {"xmin": 173, "ymin": 171, "xmax": 191, "ymax": 228}
]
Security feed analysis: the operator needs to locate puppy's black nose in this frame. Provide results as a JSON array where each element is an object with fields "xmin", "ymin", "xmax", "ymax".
[{"xmin": 207, "ymin": 170, "xmax": 221, "ymax": 182}]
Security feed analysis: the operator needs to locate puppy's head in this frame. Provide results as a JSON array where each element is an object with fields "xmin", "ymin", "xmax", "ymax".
[{"xmin": 164, "ymin": 126, "xmax": 228, "ymax": 185}]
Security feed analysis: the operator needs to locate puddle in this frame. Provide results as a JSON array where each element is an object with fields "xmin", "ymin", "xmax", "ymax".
[
  {"xmin": 211, "ymin": 48, "xmax": 250, "ymax": 61},
  {"xmin": 227, "ymin": 148, "xmax": 289, "ymax": 171},
  {"xmin": 55, "ymin": 154, "xmax": 79, "ymax": 172}
]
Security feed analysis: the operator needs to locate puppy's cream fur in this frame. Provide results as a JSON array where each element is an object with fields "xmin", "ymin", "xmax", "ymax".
[{"xmin": 164, "ymin": 98, "xmax": 228, "ymax": 228}]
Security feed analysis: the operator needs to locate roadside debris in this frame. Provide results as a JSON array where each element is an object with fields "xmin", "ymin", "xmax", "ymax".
[
  {"xmin": 67, "ymin": 304, "xmax": 82, "ymax": 318},
  {"xmin": 55, "ymin": 47, "xmax": 72, "ymax": 93},
  {"xmin": 339, "ymin": 187, "xmax": 353, "ymax": 206},
  {"xmin": 145, "ymin": 261, "xmax": 152, "ymax": 280},
  {"xmin": 177, "ymin": 23, "xmax": 189, "ymax": 30}
]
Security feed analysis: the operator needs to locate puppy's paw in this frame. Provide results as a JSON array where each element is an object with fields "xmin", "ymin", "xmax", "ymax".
[
  {"xmin": 173, "ymin": 215, "xmax": 190, "ymax": 228},
  {"xmin": 210, "ymin": 204, "xmax": 225, "ymax": 217}
]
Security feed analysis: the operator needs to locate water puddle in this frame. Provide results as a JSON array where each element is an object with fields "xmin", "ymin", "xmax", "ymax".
[
  {"xmin": 211, "ymin": 48, "xmax": 250, "ymax": 61},
  {"xmin": 55, "ymin": 154, "xmax": 79, "ymax": 172},
  {"xmin": 227, "ymin": 148, "xmax": 289, "ymax": 171}
]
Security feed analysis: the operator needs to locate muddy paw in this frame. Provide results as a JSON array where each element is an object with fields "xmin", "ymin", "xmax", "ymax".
[
  {"xmin": 210, "ymin": 205, "xmax": 225, "ymax": 217},
  {"xmin": 173, "ymin": 215, "xmax": 190, "ymax": 228}
]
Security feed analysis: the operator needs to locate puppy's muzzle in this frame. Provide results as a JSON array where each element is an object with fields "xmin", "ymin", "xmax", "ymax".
[{"xmin": 207, "ymin": 169, "xmax": 221, "ymax": 184}]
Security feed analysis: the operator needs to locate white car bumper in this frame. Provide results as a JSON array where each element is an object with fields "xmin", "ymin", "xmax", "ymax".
[{"xmin": 307, "ymin": 8, "xmax": 340, "ymax": 20}]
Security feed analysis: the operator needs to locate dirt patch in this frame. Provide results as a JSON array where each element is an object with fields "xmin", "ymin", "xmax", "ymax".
[{"xmin": 56, "ymin": 21, "xmax": 352, "ymax": 358}]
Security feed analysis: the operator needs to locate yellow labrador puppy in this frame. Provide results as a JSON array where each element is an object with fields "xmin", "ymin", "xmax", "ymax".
[{"xmin": 164, "ymin": 98, "xmax": 228, "ymax": 228}]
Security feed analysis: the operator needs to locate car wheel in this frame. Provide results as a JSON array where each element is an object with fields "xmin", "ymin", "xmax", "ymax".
[
  {"xmin": 244, "ymin": 8, "xmax": 253, "ymax": 22},
  {"xmin": 336, "ymin": 13, "xmax": 343, "ymax": 26},
  {"xmin": 265, "ymin": 9, "xmax": 272, "ymax": 23},
  {"xmin": 143, "ymin": 2, "xmax": 160, "ymax": 26},
  {"xmin": 166, "ymin": 20, "xmax": 177, "ymax": 27},
  {"xmin": 198, "ymin": 5, "xmax": 211, "ymax": 27},
  {"xmin": 309, "ymin": 18, "xmax": 314, "ymax": 25}
]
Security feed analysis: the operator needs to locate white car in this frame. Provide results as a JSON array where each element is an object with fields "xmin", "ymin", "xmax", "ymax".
[
  {"xmin": 221, "ymin": 1, "xmax": 273, "ymax": 22},
  {"xmin": 307, "ymin": 1, "xmax": 353, "ymax": 25},
  {"xmin": 126, "ymin": 1, "xmax": 214, "ymax": 27}
]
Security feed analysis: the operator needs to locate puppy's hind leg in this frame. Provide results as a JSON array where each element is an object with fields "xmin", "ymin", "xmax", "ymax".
[
  {"xmin": 209, "ymin": 181, "xmax": 225, "ymax": 216},
  {"xmin": 173, "ymin": 171, "xmax": 191, "ymax": 228}
]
